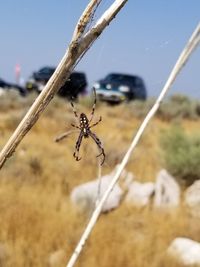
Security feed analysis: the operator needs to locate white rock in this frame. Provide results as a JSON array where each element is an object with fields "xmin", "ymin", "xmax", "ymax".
[
  {"xmin": 71, "ymin": 167, "xmax": 133, "ymax": 213},
  {"xmin": 121, "ymin": 171, "xmax": 134, "ymax": 189},
  {"xmin": 0, "ymin": 88, "xmax": 5, "ymax": 96},
  {"xmin": 154, "ymin": 169, "xmax": 180, "ymax": 208},
  {"xmin": 167, "ymin": 238, "xmax": 200, "ymax": 265},
  {"xmin": 48, "ymin": 249, "xmax": 65, "ymax": 267},
  {"xmin": 0, "ymin": 243, "xmax": 10, "ymax": 263},
  {"xmin": 125, "ymin": 181, "xmax": 155, "ymax": 207},
  {"xmin": 185, "ymin": 180, "xmax": 200, "ymax": 217}
]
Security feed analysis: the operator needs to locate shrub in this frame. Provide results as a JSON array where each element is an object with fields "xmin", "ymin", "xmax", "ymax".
[
  {"xmin": 29, "ymin": 156, "xmax": 43, "ymax": 176},
  {"xmin": 126, "ymin": 98, "xmax": 155, "ymax": 118},
  {"xmin": 128, "ymin": 94, "xmax": 199, "ymax": 121},
  {"xmin": 161, "ymin": 126, "xmax": 200, "ymax": 185},
  {"xmin": 79, "ymin": 94, "xmax": 94, "ymax": 108},
  {"xmin": 0, "ymin": 91, "xmax": 35, "ymax": 112},
  {"xmin": 4, "ymin": 113, "xmax": 23, "ymax": 131},
  {"xmin": 158, "ymin": 94, "xmax": 198, "ymax": 121}
]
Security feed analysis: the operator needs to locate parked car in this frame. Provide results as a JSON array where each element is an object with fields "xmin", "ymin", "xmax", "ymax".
[
  {"xmin": 0, "ymin": 78, "xmax": 26, "ymax": 96},
  {"xmin": 58, "ymin": 72, "xmax": 88, "ymax": 99},
  {"xmin": 25, "ymin": 67, "xmax": 55, "ymax": 93},
  {"xmin": 25, "ymin": 67, "xmax": 88, "ymax": 99},
  {"xmin": 93, "ymin": 73, "xmax": 147, "ymax": 103}
]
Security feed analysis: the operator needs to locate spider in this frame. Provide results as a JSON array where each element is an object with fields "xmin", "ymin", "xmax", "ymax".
[{"xmin": 56, "ymin": 88, "xmax": 105, "ymax": 165}]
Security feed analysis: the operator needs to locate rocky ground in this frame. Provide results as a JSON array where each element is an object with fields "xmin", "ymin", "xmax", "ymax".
[{"xmin": 0, "ymin": 91, "xmax": 200, "ymax": 267}]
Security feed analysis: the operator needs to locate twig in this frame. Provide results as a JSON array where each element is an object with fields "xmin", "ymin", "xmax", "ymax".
[
  {"xmin": 66, "ymin": 22, "xmax": 200, "ymax": 267},
  {"xmin": 0, "ymin": 0, "xmax": 128, "ymax": 169},
  {"xmin": 96, "ymin": 156, "xmax": 102, "ymax": 205},
  {"xmin": 71, "ymin": 0, "xmax": 102, "ymax": 43}
]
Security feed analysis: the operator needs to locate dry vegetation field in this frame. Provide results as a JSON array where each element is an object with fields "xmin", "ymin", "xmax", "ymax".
[{"xmin": 0, "ymin": 91, "xmax": 200, "ymax": 267}]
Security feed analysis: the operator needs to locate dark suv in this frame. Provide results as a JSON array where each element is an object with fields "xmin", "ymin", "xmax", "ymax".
[
  {"xmin": 93, "ymin": 73, "xmax": 147, "ymax": 103},
  {"xmin": 26, "ymin": 67, "xmax": 87, "ymax": 99}
]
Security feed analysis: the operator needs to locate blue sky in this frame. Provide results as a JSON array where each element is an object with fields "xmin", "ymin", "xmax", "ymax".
[{"xmin": 0, "ymin": 0, "xmax": 199, "ymax": 97}]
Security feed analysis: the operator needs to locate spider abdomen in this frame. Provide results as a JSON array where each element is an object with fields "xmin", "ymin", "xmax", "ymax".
[
  {"xmin": 80, "ymin": 113, "xmax": 90, "ymax": 137},
  {"xmin": 80, "ymin": 113, "xmax": 89, "ymax": 128}
]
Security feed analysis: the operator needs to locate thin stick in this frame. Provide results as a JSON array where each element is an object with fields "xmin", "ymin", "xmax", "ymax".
[
  {"xmin": 66, "ymin": 22, "xmax": 200, "ymax": 267},
  {"xmin": 96, "ymin": 157, "xmax": 102, "ymax": 205},
  {"xmin": 0, "ymin": 0, "xmax": 128, "ymax": 169}
]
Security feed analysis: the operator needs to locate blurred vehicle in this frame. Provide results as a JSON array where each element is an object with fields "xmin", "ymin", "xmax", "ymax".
[
  {"xmin": 59, "ymin": 72, "xmax": 88, "ymax": 99},
  {"xmin": 26, "ymin": 67, "xmax": 87, "ymax": 99},
  {"xmin": 26, "ymin": 67, "xmax": 55, "ymax": 93},
  {"xmin": 93, "ymin": 73, "xmax": 147, "ymax": 103},
  {"xmin": 0, "ymin": 78, "xmax": 26, "ymax": 96}
]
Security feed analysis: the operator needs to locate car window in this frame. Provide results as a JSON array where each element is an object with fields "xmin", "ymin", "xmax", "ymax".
[
  {"xmin": 39, "ymin": 68, "xmax": 55, "ymax": 74},
  {"xmin": 105, "ymin": 74, "xmax": 126, "ymax": 81},
  {"xmin": 105, "ymin": 74, "xmax": 138, "ymax": 85},
  {"xmin": 134, "ymin": 77, "xmax": 143, "ymax": 86},
  {"xmin": 71, "ymin": 73, "xmax": 84, "ymax": 79}
]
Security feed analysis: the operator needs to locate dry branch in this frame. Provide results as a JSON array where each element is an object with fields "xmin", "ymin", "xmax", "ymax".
[
  {"xmin": 66, "ymin": 22, "xmax": 200, "ymax": 267},
  {"xmin": 71, "ymin": 0, "xmax": 102, "ymax": 43},
  {"xmin": 0, "ymin": 0, "xmax": 128, "ymax": 169}
]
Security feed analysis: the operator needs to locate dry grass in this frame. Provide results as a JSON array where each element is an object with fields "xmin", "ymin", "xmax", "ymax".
[{"xmin": 0, "ymin": 93, "xmax": 199, "ymax": 266}]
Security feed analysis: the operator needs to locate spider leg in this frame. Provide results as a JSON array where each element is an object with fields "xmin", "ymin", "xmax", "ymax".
[
  {"xmin": 55, "ymin": 130, "xmax": 79, "ymax": 142},
  {"xmin": 70, "ymin": 98, "xmax": 79, "ymax": 119},
  {"xmin": 89, "ymin": 116, "xmax": 102, "ymax": 128},
  {"xmin": 73, "ymin": 131, "xmax": 84, "ymax": 162},
  {"xmin": 89, "ymin": 87, "xmax": 97, "ymax": 123},
  {"xmin": 89, "ymin": 131, "xmax": 105, "ymax": 165},
  {"xmin": 71, "ymin": 123, "xmax": 81, "ymax": 129}
]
